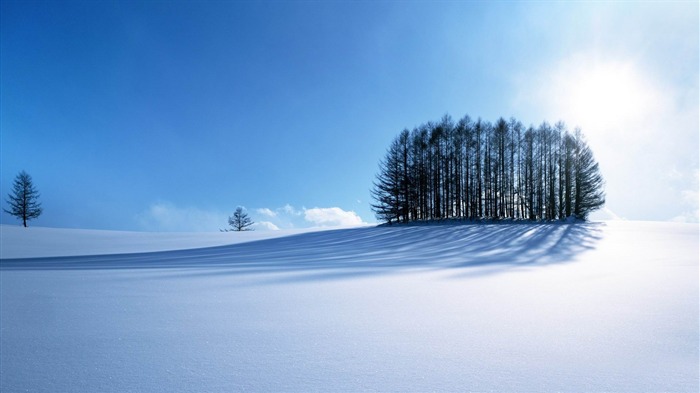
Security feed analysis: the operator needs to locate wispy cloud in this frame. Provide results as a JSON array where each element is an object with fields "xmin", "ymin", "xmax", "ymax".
[
  {"xmin": 281, "ymin": 204, "xmax": 302, "ymax": 216},
  {"xmin": 256, "ymin": 208, "xmax": 277, "ymax": 218},
  {"xmin": 253, "ymin": 221, "xmax": 280, "ymax": 231},
  {"xmin": 136, "ymin": 201, "xmax": 224, "ymax": 232},
  {"xmin": 669, "ymin": 170, "xmax": 699, "ymax": 223}
]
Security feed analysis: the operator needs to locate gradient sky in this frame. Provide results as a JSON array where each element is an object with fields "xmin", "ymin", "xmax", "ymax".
[{"xmin": 2, "ymin": 1, "xmax": 698, "ymax": 231}]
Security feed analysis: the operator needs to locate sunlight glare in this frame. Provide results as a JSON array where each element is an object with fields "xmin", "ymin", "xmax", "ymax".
[{"xmin": 567, "ymin": 61, "xmax": 655, "ymax": 132}]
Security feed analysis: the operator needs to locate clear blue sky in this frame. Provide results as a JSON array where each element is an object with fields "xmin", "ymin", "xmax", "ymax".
[{"xmin": 2, "ymin": 1, "xmax": 698, "ymax": 231}]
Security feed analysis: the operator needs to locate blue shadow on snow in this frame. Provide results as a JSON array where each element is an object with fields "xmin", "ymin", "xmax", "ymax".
[{"xmin": 0, "ymin": 222, "xmax": 603, "ymax": 281}]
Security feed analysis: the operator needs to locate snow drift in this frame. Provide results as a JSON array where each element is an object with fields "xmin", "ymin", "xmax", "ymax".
[{"xmin": 1, "ymin": 221, "xmax": 698, "ymax": 392}]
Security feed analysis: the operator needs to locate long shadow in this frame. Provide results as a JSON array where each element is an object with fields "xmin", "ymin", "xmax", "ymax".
[{"xmin": 0, "ymin": 222, "xmax": 604, "ymax": 280}]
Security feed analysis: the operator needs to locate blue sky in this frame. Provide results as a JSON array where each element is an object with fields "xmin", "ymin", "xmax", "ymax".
[{"xmin": 2, "ymin": 1, "xmax": 698, "ymax": 231}]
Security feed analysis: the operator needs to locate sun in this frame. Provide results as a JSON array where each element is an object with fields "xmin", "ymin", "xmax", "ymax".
[{"xmin": 567, "ymin": 61, "xmax": 653, "ymax": 132}]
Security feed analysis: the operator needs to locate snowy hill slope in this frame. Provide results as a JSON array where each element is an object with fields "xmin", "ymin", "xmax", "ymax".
[
  {"xmin": 1, "ymin": 221, "xmax": 698, "ymax": 392},
  {"xmin": 0, "ymin": 224, "xmax": 324, "ymax": 259}
]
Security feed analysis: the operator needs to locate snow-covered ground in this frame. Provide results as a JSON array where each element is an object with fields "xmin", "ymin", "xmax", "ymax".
[
  {"xmin": 0, "ymin": 225, "xmax": 326, "ymax": 259},
  {"xmin": 1, "ymin": 221, "xmax": 697, "ymax": 392}
]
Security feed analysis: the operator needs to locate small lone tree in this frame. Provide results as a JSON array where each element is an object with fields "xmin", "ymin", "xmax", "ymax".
[
  {"xmin": 224, "ymin": 206, "xmax": 254, "ymax": 231},
  {"xmin": 4, "ymin": 170, "xmax": 43, "ymax": 227}
]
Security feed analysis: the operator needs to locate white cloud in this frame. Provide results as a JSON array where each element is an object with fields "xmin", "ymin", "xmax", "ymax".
[
  {"xmin": 303, "ymin": 207, "xmax": 366, "ymax": 227},
  {"xmin": 137, "ymin": 201, "xmax": 225, "ymax": 232},
  {"xmin": 671, "ymin": 171, "xmax": 699, "ymax": 223},
  {"xmin": 670, "ymin": 211, "xmax": 699, "ymax": 224},
  {"xmin": 253, "ymin": 221, "xmax": 280, "ymax": 231},
  {"xmin": 281, "ymin": 204, "xmax": 302, "ymax": 216},
  {"xmin": 251, "ymin": 204, "xmax": 370, "ymax": 229},
  {"xmin": 256, "ymin": 208, "xmax": 277, "ymax": 218}
]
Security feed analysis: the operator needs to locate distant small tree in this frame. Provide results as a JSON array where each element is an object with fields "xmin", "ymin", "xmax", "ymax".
[
  {"xmin": 224, "ymin": 206, "xmax": 254, "ymax": 231},
  {"xmin": 4, "ymin": 170, "xmax": 43, "ymax": 227}
]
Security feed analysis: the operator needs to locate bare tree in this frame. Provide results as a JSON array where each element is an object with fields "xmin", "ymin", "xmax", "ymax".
[
  {"xmin": 224, "ymin": 207, "xmax": 254, "ymax": 231},
  {"xmin": 572, "ymin": 130, "xmax": 606, "ymax": 219},
  {"xmin": 371, "ymin": 138, "xmax": 404, "ymax": 224},
  {"xmin": 4, "ymin": 170, "xmax": 43, "ymax": 227}
]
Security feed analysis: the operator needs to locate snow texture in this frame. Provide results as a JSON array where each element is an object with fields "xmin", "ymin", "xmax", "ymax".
[{"xmin": 1, "ymin": 221, "xmax": 698, "ymax": 392}]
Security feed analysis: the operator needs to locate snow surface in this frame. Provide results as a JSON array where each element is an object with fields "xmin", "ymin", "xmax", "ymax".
[
  {"xmin": 0, "ymin": 225, "xmax": 326, "ymax": 259},
  {"xmin": 1, "ymin": 221, "xmax": 698, "ymax": 392}
]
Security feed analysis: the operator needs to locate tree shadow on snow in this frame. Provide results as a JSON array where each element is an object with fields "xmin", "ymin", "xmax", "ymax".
[{"xmin": 0, "ymin": 222, "xmax": 604, "ymax": 282}]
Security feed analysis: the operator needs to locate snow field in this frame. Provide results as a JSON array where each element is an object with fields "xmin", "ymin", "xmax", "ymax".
[
  {"xmin": 1, "ymin": 221, "xmax": 698, "ymax": 392},
  {"xmin": 0, "ymin": 224, "xmax": 326, "ymax": 259}
]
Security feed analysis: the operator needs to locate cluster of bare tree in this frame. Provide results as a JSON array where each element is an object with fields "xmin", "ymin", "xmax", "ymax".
[{"xmin": 371, "ymin": 114, "xmax": 605, "ymax": 224}]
